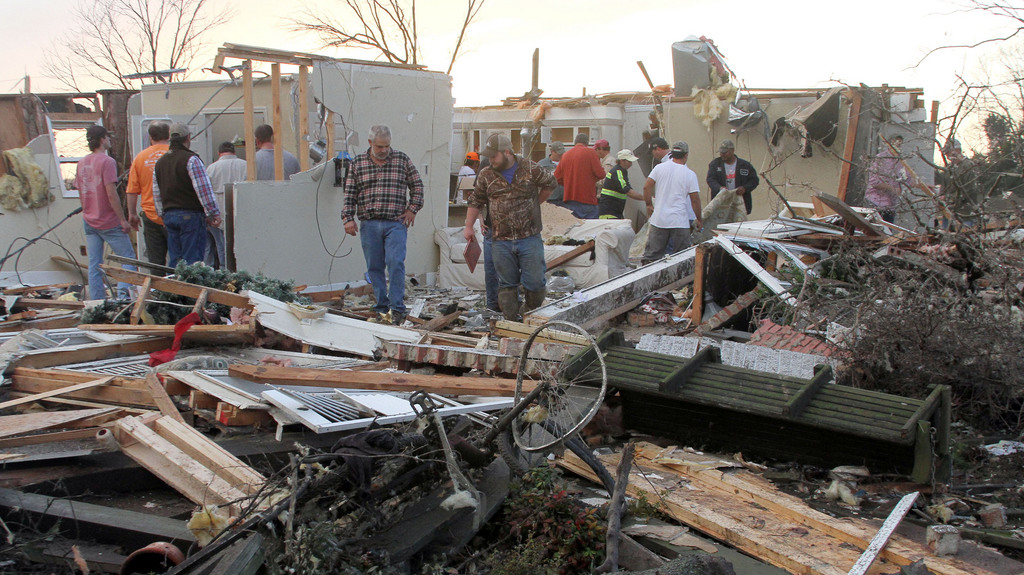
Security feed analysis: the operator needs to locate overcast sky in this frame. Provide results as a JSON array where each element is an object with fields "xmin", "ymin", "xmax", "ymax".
[{"xmin": 1, "ymin": 0, "xmax": 1016, "ymax": 145}]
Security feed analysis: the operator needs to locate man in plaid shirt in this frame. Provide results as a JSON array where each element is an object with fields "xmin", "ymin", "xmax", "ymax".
[
  {"xmin": 343, "ymin": 125, "xmax": 424, "ymax": 325},
  {"xmin": 463, "ymin": 134, "xmax": 555, "ymax": 321},
  {"xmin": 152, "ymin": 123, "xmax": 222, "ymax": 267}
]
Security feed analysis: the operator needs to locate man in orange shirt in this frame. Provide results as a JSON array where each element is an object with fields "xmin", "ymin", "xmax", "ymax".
[
  {"xmin": 554, "ymin": 133, "xmax": 605, "ymax": 219},
  {"xmin": 127, "ymin": 122, "xmax": 170, "ymax": 266}
]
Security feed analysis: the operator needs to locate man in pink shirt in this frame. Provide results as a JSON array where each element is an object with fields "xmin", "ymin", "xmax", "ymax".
[
  {"xmin": 75, "ymin": 124, "xmax": 137, "ymax": 300},
  {"xmin": 554, "ymin": 133, "xmax": 605, "ymax": 219}
]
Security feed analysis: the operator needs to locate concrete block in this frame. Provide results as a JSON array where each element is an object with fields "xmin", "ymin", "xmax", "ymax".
[
  {"xmin": 925, "ymin": 524, "xmax": 960, "ymax": 556},
  {"xmin": 978, "ymin": 503, "xmax": 1007, "ymax": 528}
]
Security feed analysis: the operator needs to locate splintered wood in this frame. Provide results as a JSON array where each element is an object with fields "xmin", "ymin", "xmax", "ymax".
[{"xmin": 558, "ymin": 442, "xmax": 993, "ymax": 575}]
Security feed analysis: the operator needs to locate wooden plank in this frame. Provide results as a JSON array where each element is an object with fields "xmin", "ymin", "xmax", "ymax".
[
  {"xmin": 152, "ymin": 416, "xmax": 265, "ymax": 493},
  {"xmin": 0, "ymin": 427, "xmax": 104, "ymax": 448},
  {"xmin": 243, "ymin": 61, "xmax": 256, "ymax": 181},
  {"xmin": 216, "ymin": 403, "xmax": 273, "ymax": 428},
  {"xmin": 272, "ymin": 63, "xmax": 283, "ymax": 181},
  {"xmin": 418, "ymin": 310, "xmax": 462, "ymax": 332},
  {"xmin": 113, "ymin": 416, "xmax": 248, "ymax": 514},
  {"xmin": 492, "ymin": 320, "xmax": 590, "ymax": 345},
  {"xmin": 230, "ymin": 364, "xmax": 526, "ymax": 397},
  {"xmin": 11, "ymin": 368, "xmax": 155, "ymax": 408},
  {"xmin": 78, "ymin": 323, "xmax": 255, "ymax": 345},
  {"xmin": 9, "ymin": 298, "xmax": 85, "ymax": 310},
  {"xmin": 813, "ymin": 193, "xmax": 883, "ymax": 237},
  {"xmin": 545, "ymin": 240, "xmax": 595, "ymax": 271},
  {"xmin": 2, "ymin": 394, "xmax": 150, "ymax": 414},
  {"xmin": 99, "ymin": 265, "xmax": 252, "ymax": 309},
  {"xmin": 0, "ymin": 313, "xmax": 80, "ymax": 332},
  {"xmin": 848, "ymin": 492, "xmax": 919, "ymax": 575},
  {"xmin": 0, "ymin": 376, "xmax": 114, "ymax": 410},
  {"xmin": 691, "ymin": 244, "xmax": 707, "ymax": 326},
  {"xmin": 191, "ymin": 288, "xmax": 210, "ymax": 315},
  {"xmin": 1, "ymin": 283, "xmax": 76, "ymax": 295},
  {"xmin": 0, "ymin": 408, "xmax": 118, "ymax": 439},
  {"xmin": 130, "ymin": 277, "xmax": 151, "ymax": 325},
  {"xmin": 837, "ymin": 89, "xmax": 861, "ymax": 202},
  {"xmin": 12, "ymin": 336, "xmax": 171, "ymax": 369},
  {"xmin": 51, "ymin": 255, "xmax": 88, "ymax": 270},
  {"xmin": 298, "ymin": 65, "xmax": 310, "ymax": 172},
  {"xmin": 189, "ymin": 390, "xmax": 219, "ymax": 410},
  {"xmin": 144, "ymin": 373, "xmax": 185, "ymax": 423},
  {"xmin": 325, "ymin": 110, "xmax": 335, "ymax": 161}
]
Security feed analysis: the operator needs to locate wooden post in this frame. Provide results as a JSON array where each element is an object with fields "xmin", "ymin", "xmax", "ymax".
[
  {"xmin": 130, "ymin": 277, "xmax": 151, "ymax": 325},
  {"xmin": 837, "ymin": 89, "xmax": 862, "ymax": 202},
  {"xmin": 298, "ymin": 65, "xmax": 310, "ymax": 172},
  {"xmin": 242, "ymin": 61, "xmax": 256, "ymax": 181},
  {"xmin": 325, "ymin": 111, "xmax": 335, "ymax": 161},
  {"xmin": 691, "ymin": 244, "xmax": 707, "ymax": 326},
  {"xmin": 271, "ymin": 63, "xmax": 283, "ymax": 181}
]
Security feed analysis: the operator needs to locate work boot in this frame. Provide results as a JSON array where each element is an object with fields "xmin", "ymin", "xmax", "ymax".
[
  {"xmin": 498, "ymin": 287, "xmax": 521, "ymax": 321},
  {"xmin": 522, "ymin": 288, "xmax": 547, "ymax": 315}
]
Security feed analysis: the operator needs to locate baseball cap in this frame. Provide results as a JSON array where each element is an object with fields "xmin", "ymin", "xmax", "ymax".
[
  {"xmin": 482, "ymin": 133, "xmax": 513, "ymax": 158},
  {"xmin": 168, "ymin": 122, "xmax": 191, "ymax": 141},
  {"xmin": 465, "ymin": 151, "xmax": 479, "ymax": 161},
  {"xmin": 616, "ymin": 149, "xmax": 639, "ymax": 162},
  {"xmin": 85, "ymin": 124, "xmax": 110, "ymax": 142},
  {"xmin": 550, "ymin": 141, "xmax": 565, "ymax": 154},
  {"xmin": 671, "ymin": 141, "xmax": 689, "ymax": 156},
  {"xmin": 594, "ymin": 138, "xmax": 610, "ymax": 149},
  {"xmin": 650, "ymin": 137, "xmax": 669, "ymax": 150},
  {"xmin": 719, "ymin": 139, "xmax": 735, "ymax": 152}
]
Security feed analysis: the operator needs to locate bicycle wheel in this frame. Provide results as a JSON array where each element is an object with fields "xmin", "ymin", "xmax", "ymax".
[{"xmin": 512, "ymin": 321, "xmax": 607, "ymax": 452}]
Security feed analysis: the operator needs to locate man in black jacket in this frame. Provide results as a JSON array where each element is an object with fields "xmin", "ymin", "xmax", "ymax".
[{"xmin": 706, "ymin": 140, "xmax": 759, "ymax": 215}]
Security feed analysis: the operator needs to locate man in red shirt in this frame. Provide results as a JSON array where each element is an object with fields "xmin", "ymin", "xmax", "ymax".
[
  {"xmin": 554, "ymin": 133, "xmax": 605, "ymax": 219},
  {"xmin": 76, "ymin": 124, "xmax": 137, "ymax": 300}
]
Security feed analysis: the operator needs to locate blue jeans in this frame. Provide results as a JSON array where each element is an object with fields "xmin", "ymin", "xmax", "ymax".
[
  {"xmin": 491, "ymin": 234, "xmax": 546, "ymax": 292},
  {"xmin": 84, "ymin": 222, "xmax": 137, "ymax": 300},
  {"xmin": 205, "ymin": 225, "xmax": 226, "ymax": 269},
  {"xmin": 562, "ymin": 200, "xmax": 599, "ymax": 219},
  {"xmin": 360, "ymin": 219, "xmax": 408, "ymax": 314},
  {"xmin": 483, "ymin": 230, "xmax": 500, "ymax": 310},
  {"xmin": 163, "ymin": 210, "xmax": 208, "ymax": 267}
]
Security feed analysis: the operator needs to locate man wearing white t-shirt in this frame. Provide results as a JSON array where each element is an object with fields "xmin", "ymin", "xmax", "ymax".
[{"xmin": 641, "ymin": 141, "xmax": 702, "ymax": 264}]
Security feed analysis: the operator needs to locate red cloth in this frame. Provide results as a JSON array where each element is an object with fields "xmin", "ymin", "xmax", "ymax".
[
  {"xmin": 148, "ymin": 312, "xmax": 201, "ymax": 366},
  {"xmin": 554, "ymin": 144, "xmax": 605, "ymax": 205}
]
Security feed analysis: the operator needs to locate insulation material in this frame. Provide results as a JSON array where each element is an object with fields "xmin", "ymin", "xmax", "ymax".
[
  {"xmin": 0, "ymin": 147, "xmax": 51, "ymax": 211},
  {"xmin": 691, "ymin": 83, "xmax": 737, "ymax": 131}
]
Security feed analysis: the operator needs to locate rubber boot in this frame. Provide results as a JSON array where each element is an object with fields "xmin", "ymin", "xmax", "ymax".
[
  {"xmin": 522, "ymin": 288, "xmax": 547, "ymax": 315},
  {"xmin": 498, "ymin": 287, "xmax": 521, "ymax": 321}
]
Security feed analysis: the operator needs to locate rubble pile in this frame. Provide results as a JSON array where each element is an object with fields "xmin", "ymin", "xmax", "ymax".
[{"xmin": 1, "ymin": 197, "xmax": 1024, "ymax": 574}]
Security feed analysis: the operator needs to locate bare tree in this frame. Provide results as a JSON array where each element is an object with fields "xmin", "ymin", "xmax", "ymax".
[
  {"xmin": 43, "ymin": 0, "xmax": 231, "ymax": 91},
  {"xmin": 917, "ymin": 0, "xmax": 1024, "ymax": 65},
  {"xmin": 292, "ymin": 0, "xmax": 487, "ymax": 73}
]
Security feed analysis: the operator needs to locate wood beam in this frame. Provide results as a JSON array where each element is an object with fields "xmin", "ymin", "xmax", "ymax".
[
  {"xmin": 326, "ymin": 111, "xmax": 335, "ymax": 161},
  {"xmin": 545, "ymin": 240, "xmax": 595, "ymax": 271},
  {"xmin": 298, "ymin": 65, "xmax": 310, "ymax": 172},
  {"xmin": 837, "ymin": 89, "xmax": 862, "ymax": 202},
  {"xmin": 243, "ymin": 61, "xmax": 256, "ymax": 181},
  {"xmin": 229, "ymin": 364, "xmax": 527, "ymax": 396},
  {"xmin": 144, "ymin": 373, "xmax": 186, "ymax": 424},
  {"xmin": 99, "ymin": 265, "xmax": 252, "ymax": 309},
  {"xmin": 272, "ymin": 63, "xmax": 283, "ymax": 181},
  {"xmin": 0, "ymin": 376, "xmax": 114, "ymax": 410}
]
